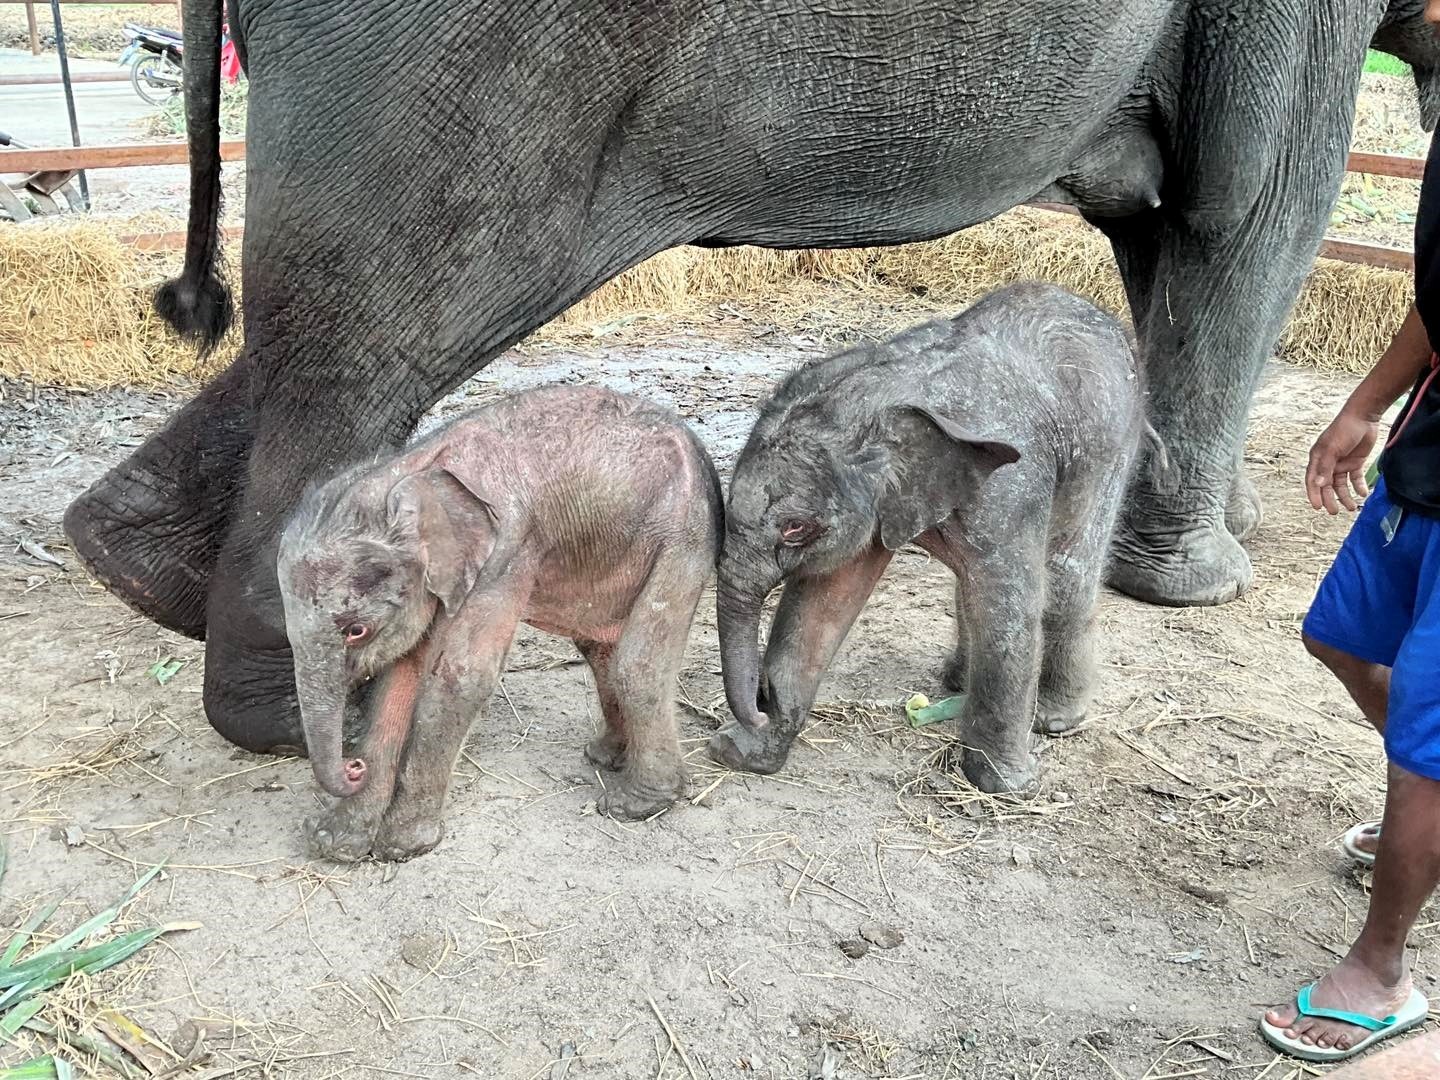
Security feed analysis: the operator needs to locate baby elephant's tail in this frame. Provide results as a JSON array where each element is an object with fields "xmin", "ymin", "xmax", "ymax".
[{"xmin": 1140, "ymin": 422, "xmax": 1179, "ymax": 495}]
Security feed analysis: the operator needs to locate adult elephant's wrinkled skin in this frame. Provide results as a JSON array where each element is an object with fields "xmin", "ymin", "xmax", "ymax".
[{"xmin": 63, "ymin": 0, "xmax": 1440, "ymax": 752}]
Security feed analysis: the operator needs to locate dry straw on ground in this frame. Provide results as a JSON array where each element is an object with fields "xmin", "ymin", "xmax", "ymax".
[{"xmin": 0, "ymin": 209, "xmax": 1412, "ymax": 389}]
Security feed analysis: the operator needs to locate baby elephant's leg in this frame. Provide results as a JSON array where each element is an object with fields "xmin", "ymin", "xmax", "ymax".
[
  {"xmin": 305, "ymin": 652, "xmax": 420, "ymax": 862},
  {"xmin": 596, "ymin": 549, "xmax": 710, "ymax": 821},
  {"xmin": 1038, "ymin": 473, "xmax": 1129, "ymax": 734},
  {"xmin": 1036, "ymin": 551, "xmax": 1105, "ymax": 735},
  {"xmin": 373, "ymin": 590, "xmax": 524, "ymax": 861},
  {"xmin": 949, "ymin": 527, "xmax": 1048, "ymax": 795},
  {"xmin": 578, "ymin": 640, "xmax": 626, "ymax": 772},
  {"xmin": 940, "ymin": 579, "xmax": 973, "ymax": 693}
]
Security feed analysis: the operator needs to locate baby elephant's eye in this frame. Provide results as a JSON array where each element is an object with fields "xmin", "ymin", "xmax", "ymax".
[
  {"xmin": 779, "ymin": 518, "xmax": 822, "ymax": 547},
  {"xmin": 342, "ymin": 623, "xmax": 370, "ymax": 645}
]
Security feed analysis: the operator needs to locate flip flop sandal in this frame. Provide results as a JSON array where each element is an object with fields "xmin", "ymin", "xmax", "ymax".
[
  {"xmin": 1343, "ymin": 821, "xmax": 1382, "ymax": 867},
  {"xmin": 1259, "ymin": 982, "xmax": 1430, "ymax": 1063}
]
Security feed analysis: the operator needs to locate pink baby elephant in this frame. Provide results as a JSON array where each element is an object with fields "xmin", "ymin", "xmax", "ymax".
[{"xmin": 276, "ymin": 384, "xmax": 721, "ymax": 862}]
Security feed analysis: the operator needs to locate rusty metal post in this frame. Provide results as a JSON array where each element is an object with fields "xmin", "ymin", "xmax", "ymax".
[{"xmin": 48, "ymin": 0, "xmax": 89, "ymax": 208}]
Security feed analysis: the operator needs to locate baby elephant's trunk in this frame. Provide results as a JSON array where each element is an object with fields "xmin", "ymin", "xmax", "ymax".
[{"xmin": 293, "ymin": 646, "xmax": 367, "ymax": 797}]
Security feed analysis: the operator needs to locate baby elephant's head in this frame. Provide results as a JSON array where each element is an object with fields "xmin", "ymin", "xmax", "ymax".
[{"xmin": 277, "ymin": 462, "xmax": 496, "ymax": 797}]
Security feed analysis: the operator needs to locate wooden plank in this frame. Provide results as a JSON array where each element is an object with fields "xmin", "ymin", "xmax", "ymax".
[
  {"xmin": 1347, "ymin": 150, "xmax": 1426, "ymax": 181},
  {"xmin": 121, "ymin": 226, "xmax": 244, "ymax": 251},
  {"xmin": 0, "ymin": 71, "xmax": 131, "ymax": 86},
  {"xmin": 24, "ymin": 1, "xmax": 39, "ymax": 55},
  {"xmin": 1318, "ymin": 237, "xmax": 1414, "ymax": 271},
  {"xmin": 0, "ymin": 140, "xmax": 246, "ymax": 172}
]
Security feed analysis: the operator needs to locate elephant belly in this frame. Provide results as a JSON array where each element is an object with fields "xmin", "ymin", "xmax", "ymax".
[
  {"xmin": 626, "ymin": 0, "xmax": 1176, "ymax": 248},
  {"xmin": 522, "ymin": 573, "xmax": 645, "ymax": 646}
]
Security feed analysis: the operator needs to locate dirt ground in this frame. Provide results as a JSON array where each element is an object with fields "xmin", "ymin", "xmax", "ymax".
[{"xmin": 0, "ymin": 309, "xmax": 1432, "ymax": 1079}]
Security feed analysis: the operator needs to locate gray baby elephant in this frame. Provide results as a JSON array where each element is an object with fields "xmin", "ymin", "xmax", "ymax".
[
  {"xmin": 277, "ymin": 384, "xmax": 721, "ymax": 862},
  {"xmin": 711, "ymin": 282, "xmax": 1160, "ymax": 795}
]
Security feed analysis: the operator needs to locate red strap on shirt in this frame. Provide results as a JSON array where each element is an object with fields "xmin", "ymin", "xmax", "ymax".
[{"xmin": 1384, "ymin": 352, "xmax": 1440, "ymax": 450}]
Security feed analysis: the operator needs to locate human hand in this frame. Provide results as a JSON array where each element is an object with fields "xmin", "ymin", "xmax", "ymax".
[{"xmin": 1305, "ymin": 407, "xmax": 1379, "ymax": 514}]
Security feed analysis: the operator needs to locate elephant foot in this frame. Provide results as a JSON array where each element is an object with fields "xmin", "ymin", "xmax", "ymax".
[
  {"xmin": 61, "ymin": 358, "xmax": 257, "ymax": 640},
  {"xmin": 373, "ymin": 811, "xmax": 444, "ymax": 863},
  {"xmin": 1107, "ymin": 521, "xmax": 1253, "ymax": 607},
  {"xmin": 64, "ymin": 466, "xmax": 219, "ymax": 641},
  {"xmin": 201, "ymin": 609, "xmax": 306, "ymax": 754},
  {"xmin": 1034, "ymin": 695, "xmax": 1088, "ymax": 735},
  {"xmin": 304, "ymin": 800, "xmax": 385, "ymax": 863},
  {"xmin": 940, "ymin": 651, "xmax": 967, "ymax": 694},
  {"xmin": 954, "ymin": 744, "xmax": 1040, "ymax": 797},
  {"xmin": 707, "ymin": 718, "xmax": 797, "ymax": 776},
  {"xmin": 598, "ymin": 763, "xmax": 687, "ymax": 821},
  {"xmin": 1226, "ymin": 472, "xmax": 1264, "ymax": 543},
  {"xmin": 584, "ymin": 731, "xmax": 627, "ymax": 772}
]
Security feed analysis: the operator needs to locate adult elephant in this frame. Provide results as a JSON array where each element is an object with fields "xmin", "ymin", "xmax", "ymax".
[{"xmin": 63, "ymin": 0, "xmax": 1440, "ymax": 753}]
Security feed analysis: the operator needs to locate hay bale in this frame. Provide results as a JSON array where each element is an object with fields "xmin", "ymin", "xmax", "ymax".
[
  {"xmin": 0, "ymin": 215, "xmax": 239, "ymax": 388},
  {"xmin": 0, "ymin": 209, "xmax": 1413, "ymax": 389}
]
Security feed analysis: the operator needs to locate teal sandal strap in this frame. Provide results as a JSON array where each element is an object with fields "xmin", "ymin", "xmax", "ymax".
[{"xmin": 1295, "ymin": 984, "xmax": 1395, "ymax": 1032}]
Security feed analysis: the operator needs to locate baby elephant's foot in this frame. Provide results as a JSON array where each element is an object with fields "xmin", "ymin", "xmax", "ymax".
[
  {"xmin": 955, "ymin": 745, "xmax": 1040, "ymax": 798},
  {"xmin": 598, "ymin": 762, "xmax": 687, "ymax": 821},
  {"xmin": 708, "ymin": 719, "xmax": 796, "ymax": 776},
  {"xmin": 584, "ymin": 731, "xmax": 627, "ymax": 772},
  {"xmin": 304, "ymin": 800, "xmax": 384, "ymax": 863},
  {"xmin": 1034, "ymin": 694, "xmax": 1089, "ymax": 735},
  {"xmin": 372, "ymin": 811, "xmax": 444, "ymax": 863}
]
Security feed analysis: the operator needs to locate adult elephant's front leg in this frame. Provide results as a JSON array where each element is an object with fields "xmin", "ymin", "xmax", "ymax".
[{"xmin": 709, "ymin": 548, "xmax": 892, "ymax": 775}]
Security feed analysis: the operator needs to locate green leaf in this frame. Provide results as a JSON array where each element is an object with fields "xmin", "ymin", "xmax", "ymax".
[
  {"xmin": 0, "ymin": 997, "xmax": 45, "ymax": 1041},
  {"xmin": 0, "ymin": 1056, "xmax": 58, "ymax": 1079},
  {"xmin": 146, "ymin": 658, "xmax": 185, "ymax": 685},
  {"xmin": 25, "ymin": 863, "xmax": 164, "ymax": 965},
  {"xmin": 0, "ymin": 927, "xmax": 170, "ymax": 1011},
  {"xmin": 1, "ymin": 902, "xmax": 59, "ymax": 969},
  {"xmin": 1367, "ymin": 459, "xmax": 1381, "ymax": 488}
]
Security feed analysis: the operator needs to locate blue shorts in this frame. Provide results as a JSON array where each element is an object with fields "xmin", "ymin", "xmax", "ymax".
[{"xmin": 1302, "ymin": 476, "xmax": 1440, "ymax": 781}]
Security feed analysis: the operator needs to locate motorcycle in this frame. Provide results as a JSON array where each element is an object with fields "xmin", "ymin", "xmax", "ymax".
[{"xmin": 119, "ymin": 13, "xmax": 241, "ymax": 107}]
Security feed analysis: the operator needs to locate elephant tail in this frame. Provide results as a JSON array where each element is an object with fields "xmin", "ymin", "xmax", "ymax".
[{"xmin": 154, "ymin": 0, "xmax": 232, "ymax": 354}]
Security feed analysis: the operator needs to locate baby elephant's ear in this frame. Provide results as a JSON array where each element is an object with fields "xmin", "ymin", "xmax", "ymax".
[
  {"xmin": 903, "ymin": 405, "xmax": 1021, "ymax": 474},
  {"xmin": 386, "ymin": 468, "xmax": 498, "ymax": 615},
  {"xmin": 875, "ymin": 404, "xmax": 1022, "ymax": 551}
]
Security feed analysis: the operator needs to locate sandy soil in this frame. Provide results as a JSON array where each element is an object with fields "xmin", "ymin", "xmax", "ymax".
[{"xmin": 1, "ymin": 316, "xmax": 1432, "ymax": 1079}]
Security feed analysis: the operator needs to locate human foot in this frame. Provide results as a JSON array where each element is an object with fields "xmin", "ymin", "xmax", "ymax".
[
  {"xmin": 1344, "ymin": 821, "xmax": 1382, "ymax": 865},
  {"xmin": 1263, "ymin": 959, "xmax": 1420, "ymax": 1056}
]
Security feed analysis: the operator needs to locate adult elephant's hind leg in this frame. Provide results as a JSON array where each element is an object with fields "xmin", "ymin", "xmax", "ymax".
[
  {"xmin": 1102, "ymin": 215, "xmax": 1309, "ymax": 607},
  {"xmin": 62, "ymin": 355, "xmax": 256, "ymax": 640}
]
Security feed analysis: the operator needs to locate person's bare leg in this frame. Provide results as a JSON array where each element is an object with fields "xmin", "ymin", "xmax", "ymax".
[
  {"xmin": 1303, "ymin": 632, "xmax": 1392, "ymax": 857},
  {"xmin": 1264, "ymin": 762, "xmax": 1440, "ymax": 1050},
  {"xmin": 1304, "ymin": 633, "xmax": 1391, "ymax": 733}
]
